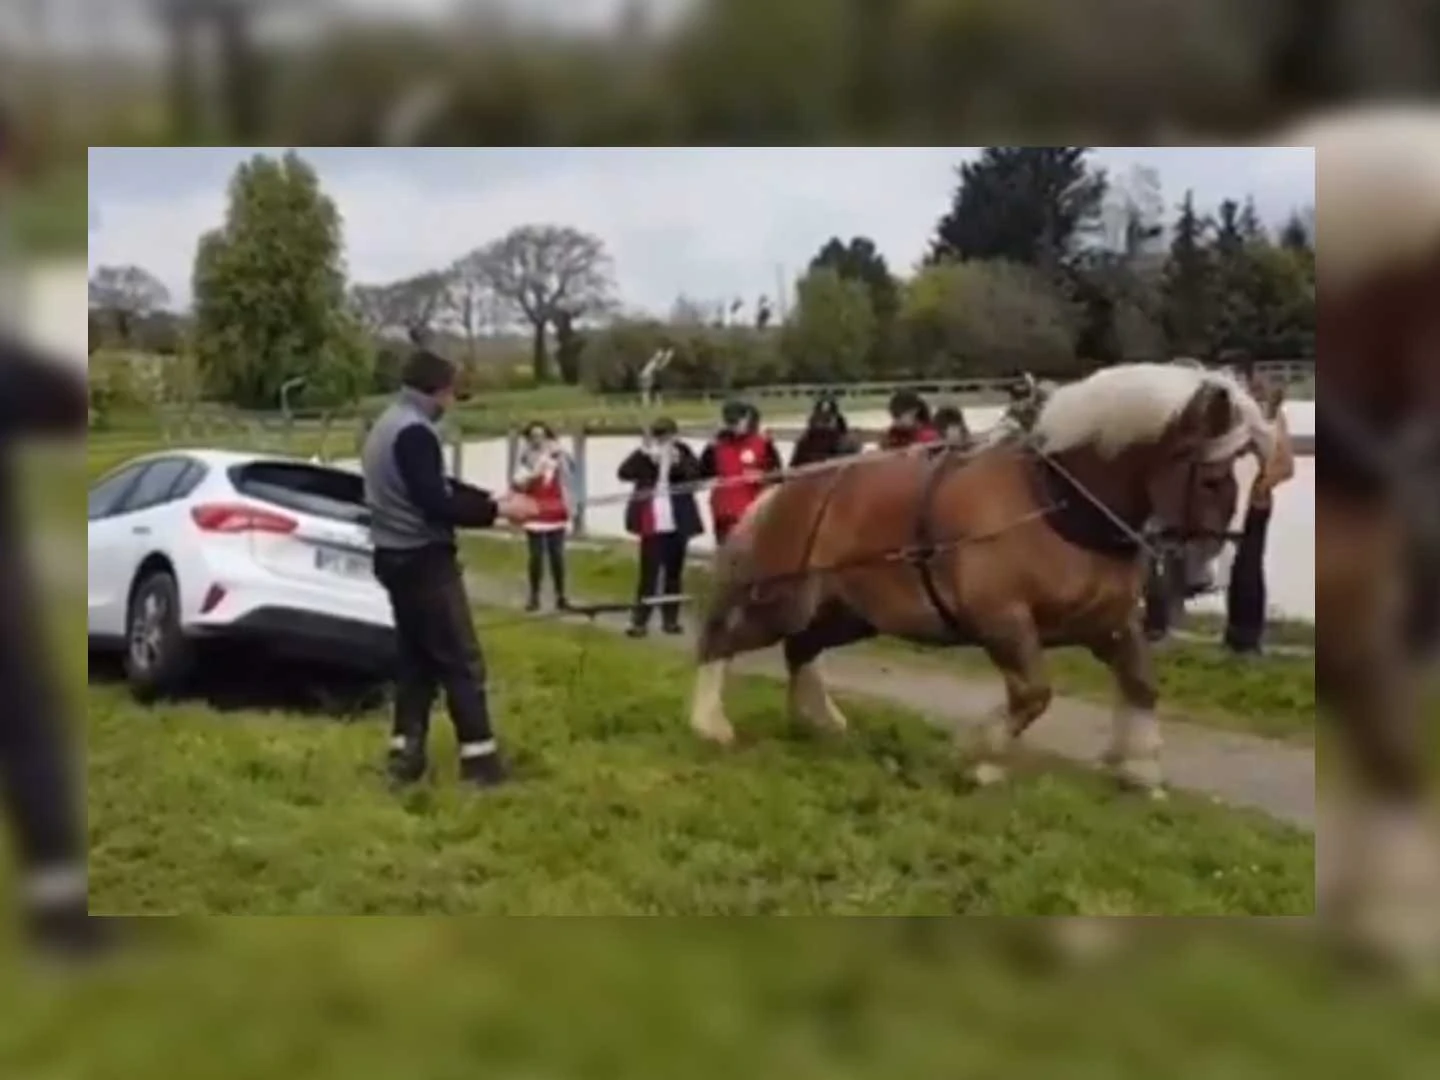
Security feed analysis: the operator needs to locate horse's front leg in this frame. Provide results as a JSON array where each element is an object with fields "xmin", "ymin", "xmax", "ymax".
[
  {"xmin": 970, "ymin": 623, "xmax": 1052, "ymax": 786},
  {"xmin": 1088, "ymin": 619, "xmax": 1165, "ymax": 799},
  {"xmin": 1320, "ymin": 639, "xmax": 1440, "ymax": 976}
]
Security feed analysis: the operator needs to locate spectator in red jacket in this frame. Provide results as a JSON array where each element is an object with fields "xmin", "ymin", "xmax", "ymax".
[
  {"xmin": 698, "ymin": 399, "xmax": 782, "ymax": 544},
  {"xmin": 879, "ymin": 389, "xmax": 939, "ymax": 450},
  {"xmin": 511, "ymin": 421, "xmax": 575, "ymax": 612}
]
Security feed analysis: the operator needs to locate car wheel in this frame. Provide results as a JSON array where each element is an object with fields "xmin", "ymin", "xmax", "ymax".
[{"xmin": 124, "ymin": 571, "xmax": 192, "ymax": 702}]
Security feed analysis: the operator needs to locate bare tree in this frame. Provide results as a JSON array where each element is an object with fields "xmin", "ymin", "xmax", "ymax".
[
  {"xmin": 471, "ymin": 224, "xmax": 615, "ymax": 383},
  {"xmin": 446, "ymin": 252, "xmax": 503, "ymax": 365},
  {"xmin": 88, "ymin": 264, "xmax": 172, "ymax": 345},
  {"xmin": 348, "ymin": 272, "xmax": 450, "ymax": 345}
]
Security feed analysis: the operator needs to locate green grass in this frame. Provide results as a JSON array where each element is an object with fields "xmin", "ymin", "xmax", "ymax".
[
  {"xmin": 8, "ymin": 166, "xmax": 88, "ymax": 256},
  {"xmin": 462, "ymin": 533, "xmax": 1316, "ymax": 742},
  {"xmin": 8, "ymin": 919, "xmax": 1440, "ymax": 1080},
  {"xmin": 83, "ymin": 607, "xmax": 1312, "ymax": 916}
]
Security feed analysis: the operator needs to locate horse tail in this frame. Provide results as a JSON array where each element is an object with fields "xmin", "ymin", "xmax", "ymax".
[{"xmin": 1281, "ymin": 109, "xmax": 1440, "ymax": 286}]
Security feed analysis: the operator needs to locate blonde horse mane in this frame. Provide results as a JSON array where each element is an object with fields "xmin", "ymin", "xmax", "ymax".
[
  {"xmin": 1278, "ymin": 107, "xmax": 1440, "ymax": 288},
  {"xmin": 1035, "ymin": 362, "xmax": 1273, "ymax": 462}
]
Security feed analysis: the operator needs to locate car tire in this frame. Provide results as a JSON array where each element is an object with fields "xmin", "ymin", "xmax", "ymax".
[{"xmin": 124, "ymin": 571, "xmax": 193, "ymax": 702}]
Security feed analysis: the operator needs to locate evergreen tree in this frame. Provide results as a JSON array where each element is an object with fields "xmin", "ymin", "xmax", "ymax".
[
  {"xmin": 927, "ymin": 147, "xmax": 1108, "ymax": 271},
  {"xmin": 1161, "ymin": 190, "xmax": 1216, "ymax": 358},
  {"xmin": 191, "ymin": 151, "xmax": 371, "ymax": 409}
]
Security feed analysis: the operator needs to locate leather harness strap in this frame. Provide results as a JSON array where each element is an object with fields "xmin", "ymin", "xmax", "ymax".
[
  {"xmin": 1318, "ymin": 394, "xmax": 1440, "ymax": 652},
  {"xmin": 909, "ymin": 445, "xmax": 972, "ymax": 641}
]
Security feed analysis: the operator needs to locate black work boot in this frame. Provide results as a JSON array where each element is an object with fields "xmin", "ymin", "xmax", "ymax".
[
  {"xmin": 459, "ymin": 750, "xmax": 510, "ymax": 789},
  {"xmin": 27, "ymin": 899, "xmax": 121, "ymax": 964},
  {"xmin": 386, "ymin": 737, "xmax": 428, "ymax": 787}
]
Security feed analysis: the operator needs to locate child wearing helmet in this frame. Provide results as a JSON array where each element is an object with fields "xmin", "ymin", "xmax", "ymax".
[
  {"xmin": 697, "ymin": 398, "xmax": 782, "ymax": 543},
  {"xmin": 879, "ymin": 389, "xmax": 939, "ymax": 450}
]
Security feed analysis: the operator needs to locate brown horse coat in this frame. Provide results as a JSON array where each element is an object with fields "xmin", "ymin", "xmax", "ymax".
[
  {"xmin": 1290, "ymin": 108, "xmax": 1440, "ymax": 968},
  {"xmin": 691, "ymin": 362, "xmax": 1269, "ymax": 794}
]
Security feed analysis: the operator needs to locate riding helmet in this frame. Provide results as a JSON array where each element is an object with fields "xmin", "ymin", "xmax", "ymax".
[
  {"xmin": 721, "ymin": 399, "xmax": 750, "ymax": 427},
  {"xmin": 888, "ymin": 388, "xmax": 925, "ymax": 421}
]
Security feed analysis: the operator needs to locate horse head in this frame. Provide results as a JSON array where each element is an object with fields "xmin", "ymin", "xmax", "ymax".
[{"xmin": 1034, "ymin": 362, "xmax": 1273, "ymax": 575}]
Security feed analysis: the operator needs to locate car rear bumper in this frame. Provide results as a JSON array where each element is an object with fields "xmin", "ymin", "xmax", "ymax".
[{"xmin": 191, "ymin": 606, "xmax": 396, "ymax": 671}]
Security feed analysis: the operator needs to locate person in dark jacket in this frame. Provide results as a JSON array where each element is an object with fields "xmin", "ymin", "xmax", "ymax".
[
  {"xmin": 879, "ymin": 389, "xmax": 939, "ymax": 450},
  {"xmin": 790, "ymin": 393, "xmax": 862, "ymax": 467},
  {"xmin": 697, "ymin": 399, "xmax": 782, "ymax": 544},
  {"xmin": 362, "ymin": 349, "xmax": 537, "ymax": 790},
  {"xmin": 618, "ymin": 417, "xmax": 704, "ymax": 636},
  {"xmin": 1, "ymin": 331, "xmax": 111, "ymax": 958},
  {"xmin": 932, "ymin": 403, "xmax": 970, "ymax": 443}
]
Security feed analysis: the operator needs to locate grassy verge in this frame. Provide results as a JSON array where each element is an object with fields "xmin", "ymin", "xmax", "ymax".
[
  {"xmin": 83, "ymin": 604, "xmax": 1311, "ymax": 916},
  {"xmin": 10, "ymin": 919, "xmax": 1437, "ymax": 1080},
  {"xmin": 462, "ymin": 533, "xmax": 1316, "ymax": 742},
  {"xmin": 8, "ymin": 166, "xmax": 89, "ymax": 257}
]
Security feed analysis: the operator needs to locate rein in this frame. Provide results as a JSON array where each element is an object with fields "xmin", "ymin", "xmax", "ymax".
[{"xmin": 474, "ymin": 425, "xmax": 1249, "ymax": 702}]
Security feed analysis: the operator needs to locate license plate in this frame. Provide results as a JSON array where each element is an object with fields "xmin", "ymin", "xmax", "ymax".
[{"xmin": 314, "ymin": 547, "xmax": 372, "ymax": 579}]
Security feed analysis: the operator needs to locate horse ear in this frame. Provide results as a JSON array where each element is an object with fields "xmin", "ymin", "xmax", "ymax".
[{"xmin": 1174, "ymin": 383, "xmax": 1234, "ymax": 445}]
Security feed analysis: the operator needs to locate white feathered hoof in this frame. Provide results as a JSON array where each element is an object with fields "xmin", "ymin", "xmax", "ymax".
[
  {"xmin": 788, "ymin": 662, "xmax": 849, "ymax": 734},
  {"xmin": 690, "ymin": 661, "xmax": 735, "ymax": 746},
  {"xmin": 969, "ymin": 761, "xmax": 1008, "ymax": 787},
  {"xmin": 1109, "ymin": 756, "xmax": 1167, "ymax": 800}
]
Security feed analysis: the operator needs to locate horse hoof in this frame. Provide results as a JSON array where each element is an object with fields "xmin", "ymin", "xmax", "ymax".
[
  {"xmin": 1112, "ymin": 757, "xmax": 1165, "ymax": 797},
  {"xmin": 970, "ymin": 762, "xmax": 1007, "ymax": 787},
  {"xmin": 693, "ymin": 722, "xmax": 736, "ymax": 747}
]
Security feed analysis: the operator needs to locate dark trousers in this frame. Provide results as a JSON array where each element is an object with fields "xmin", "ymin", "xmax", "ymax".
[
  {"xmin": 1225, "ymin": 506, "xmax": 1272, "ymax": 653},
  {"xmin": 633, "ymin": 532, "xmax": 688, "ymax": 629},
  {"xmin": 1142, "ymin": 548, "xmax": 1185, "ymax": 639},
  {"xmin": 0, "ymin": 537, "xmax": 81, "ymax": 884},
  {"xmin": 525, "ymin": 529, "xmax": 567, "ymax": 602},
  {"xmin": 373, "ymin": 546, "xmax": 495, "ymax": 752}
]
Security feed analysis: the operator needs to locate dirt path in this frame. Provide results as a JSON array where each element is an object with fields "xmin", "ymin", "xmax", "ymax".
[{"xmin": 466, "ymin": 574, "xmax": 1316, "ymax": 831}]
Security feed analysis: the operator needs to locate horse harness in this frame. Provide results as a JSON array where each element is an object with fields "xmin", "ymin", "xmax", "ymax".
[
  {"xmin": 904, "ymin": 438, "xmax": 1147, "ymax": 642},
  {"xmin": 1318, "ymin": 392, "xmax": 1440, "ymax": 651}
]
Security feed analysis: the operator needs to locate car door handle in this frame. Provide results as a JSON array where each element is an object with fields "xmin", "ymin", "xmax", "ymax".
[{"xmin": 132, "ymin": 526, "xmax": 150, "ymax": 536}]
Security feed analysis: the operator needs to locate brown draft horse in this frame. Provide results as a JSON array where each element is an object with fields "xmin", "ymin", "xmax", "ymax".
[
  {"xmin": 1292, "ymin": 109, "xmax": 1440, "ymax": 968},
  {"xmin": 690, "ymin": 362, "xmax": 1272, "ymax": 795}
]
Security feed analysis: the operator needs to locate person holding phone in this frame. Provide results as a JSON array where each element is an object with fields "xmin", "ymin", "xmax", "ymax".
[
  {"xmin": 512, "ymin": 421, "xmax": 574, "ymax": 612},
  {"xmin": 616, "ymin": 417, "xmax": 703, "ymax": 637}
]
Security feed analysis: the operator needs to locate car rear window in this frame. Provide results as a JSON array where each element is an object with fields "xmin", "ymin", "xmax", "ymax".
[{"xmin": 229, "ymin": 461, "xmax": 369, "ymax": 526}]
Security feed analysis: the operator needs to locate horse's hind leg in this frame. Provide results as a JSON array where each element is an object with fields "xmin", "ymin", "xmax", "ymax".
[
  {"xmin": 782, "ymin": 603, "xmax": 876, "ymax": 734},
  {"xmin": 970, "ymin": 622, "xmax": 1053, "ymax": 786},
  {"xmin": 1087, "ymin": 619, "xmax": 1165, "ymax": 798},
  {"xmin": 690, "ymin": 588, "xmax": 783, "ymax": 746}
]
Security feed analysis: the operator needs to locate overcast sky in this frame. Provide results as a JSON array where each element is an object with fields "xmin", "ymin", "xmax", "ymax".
[{"xmin": 88, "ymin": 146, "xmax": 1315, "ymax": 315}]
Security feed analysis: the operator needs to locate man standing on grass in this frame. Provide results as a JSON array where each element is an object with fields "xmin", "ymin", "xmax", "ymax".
[
  {"xmin": 0, "ymin": 105, "xmax": 115, "ymax": 959},
  {"xmin": 362, "ymin": 349, "xmax": 538, "ymax": 790},
  {"xmin": 1, "ymin": 338, "xmax": 111, "ymax": 958}
]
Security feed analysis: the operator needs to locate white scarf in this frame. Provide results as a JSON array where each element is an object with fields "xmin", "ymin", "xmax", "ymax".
[{"xmin": 651, "ymin": 441, "xmax": 675, "ymax": 533}]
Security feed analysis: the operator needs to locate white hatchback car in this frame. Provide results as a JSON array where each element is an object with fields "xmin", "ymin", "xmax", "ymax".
[{"xmin": 87, "ymin": 448, "xmax": 395, "ymax": 698}]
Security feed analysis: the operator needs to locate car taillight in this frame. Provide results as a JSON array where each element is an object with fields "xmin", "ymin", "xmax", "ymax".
[{"xmin": 191, "ymin": 503, "xmax": 298, "ymax": 534}]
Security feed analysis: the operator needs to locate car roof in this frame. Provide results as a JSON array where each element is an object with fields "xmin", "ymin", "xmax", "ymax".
[{"xmin": 97, "ymin": 447, "xmax": 352, "ymax": 477}]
